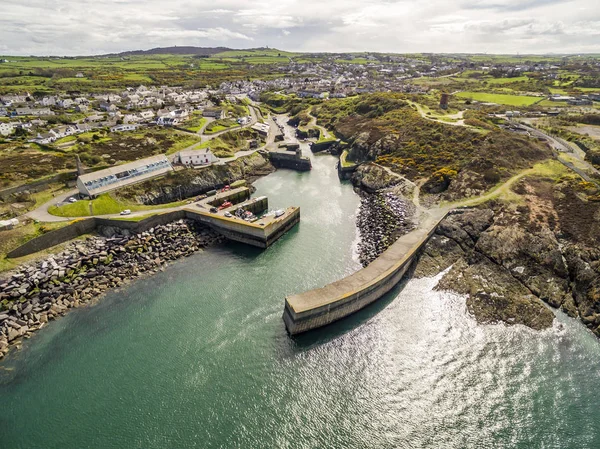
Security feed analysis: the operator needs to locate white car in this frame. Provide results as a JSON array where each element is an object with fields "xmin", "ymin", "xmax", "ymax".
[
  {"xmin": 120, "ymin": 209, "xmax": 131, "ymax": 215},
  {"xmin": 224, "ymin": 212, "xmax": 233, "ymax": 218},
  {"xmin": 68, "ymin": 197, "xmax": 78, "ymax": 203},
  {"xmin": 274, "ymin": 209, "xmax": 285, "ymax": 218}
]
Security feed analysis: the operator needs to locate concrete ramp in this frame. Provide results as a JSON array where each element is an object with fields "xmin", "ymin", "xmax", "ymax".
[{"xmin": 283, "ymin": 209, "xmax": 448, "ymax": 334}]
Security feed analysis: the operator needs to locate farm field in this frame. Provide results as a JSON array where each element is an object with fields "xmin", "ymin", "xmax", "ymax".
[{"xmin": 455, "ymin": 91, "xmax": 543, "ymax": 106}]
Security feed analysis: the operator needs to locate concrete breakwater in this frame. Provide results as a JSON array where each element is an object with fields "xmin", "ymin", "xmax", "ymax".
[
  {"xmin": 283, "ymin": 209, "xmax": 448, "ymax": 334},
  {"xmin": 0, "ymin": 220, "xmax": 224, "ymax": 360}
]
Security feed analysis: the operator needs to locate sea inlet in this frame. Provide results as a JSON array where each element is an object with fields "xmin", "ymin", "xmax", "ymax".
[{"xmin": 2, "ymin": 141, "xmax": 600, "ymax": 448}]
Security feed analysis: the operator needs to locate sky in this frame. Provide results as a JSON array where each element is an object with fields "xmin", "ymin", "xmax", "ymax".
[{"xmin": 1, "ymin": 0, "xmax": 599, "ymax": 56}]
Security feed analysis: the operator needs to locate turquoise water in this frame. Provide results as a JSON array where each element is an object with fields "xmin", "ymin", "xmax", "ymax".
[{"xmin": 2, "ymin": 140, "xmax": 600, "ymax": 448}]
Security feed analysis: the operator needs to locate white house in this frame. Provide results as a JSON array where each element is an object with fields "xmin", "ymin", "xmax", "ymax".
[
  {"xmin": 139, "ymin": 110, "xmax": 155, "ymax": 121},
  {"xmin": 157, "ymin": 116, "xmax": 179, "ymax": 126},
  {"xmin": 41, "ymin": 96, "xmax": 57, "ymax": 107},
  {"xmin": 123, "ymin": 114, "xmax": 141, "ymax": 124},
  {"xmin": 251, "ymin": 122, "xmax": 270, "ymax": 136},
  {"xmin": 111, "ymin": 124, "xmax": 138, "ymax": 132},
  {"xmin": 34, "ymin": 132, "xmax": 57, "ymax": 144},
  {"xmin": 58, "ymin": 99, "xmax": 74, "ymax": 108},
  {"xmin": 177, "ymin": 148, "xmax": 217, "ymax": 167},
  {"xmin": 0, "ymin": 122, "xmax": 14, "ymax": 136}
]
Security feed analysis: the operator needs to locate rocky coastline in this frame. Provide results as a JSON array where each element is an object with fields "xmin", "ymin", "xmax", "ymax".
[
  {"xmin": 0, "ymin": 220, "xmax": 224, "ymax": 360},
  {"xmin": 356, "ymin": 191, "xmax": 416, "ymax": 266},
  {"xmin": 413, "ymin": 187, "xmax": 600, "ymax": 336}
]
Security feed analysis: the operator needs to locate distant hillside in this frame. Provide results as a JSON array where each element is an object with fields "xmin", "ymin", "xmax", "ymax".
[{"xmin": 104, "ymin": 46, "xmax": 232, "ymax": 57}]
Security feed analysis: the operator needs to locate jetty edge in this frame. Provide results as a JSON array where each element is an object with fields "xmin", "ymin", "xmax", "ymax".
[{"xmin": 283, "ymin": 209, "xmax": 449, "ymax": 334}]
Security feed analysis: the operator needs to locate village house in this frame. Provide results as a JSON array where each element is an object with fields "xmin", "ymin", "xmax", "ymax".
[
  {"xmin": 202, "ymin": 108, "xmax": 224, "ymax": 119},
  {"xmin": 176, "ymin": 148, "xmax": 217, "ymax": 167},
  {"xmin": 110, "ymin": 124, "xmax": 139, "ymax": 133},
  {"xmin": 85, "ymin": 114, "xmax": 104, "ymax": 123},
  {"xmin": 157, "ymin": 116, "xmax": 179, "ymax": 126},
  {"xmin": 0, "ymin": 122, "xmax": 14, "ymax": 136},
  {"xmin": 15, "ymin": 107, "xmax": 53, "ymax": 116},
  {"xmin": 138, "ymin": 110, "xmax": 155, "ymax": 121},
  {"xmin": 251, "ymin": 122, "xmax": 270, "ymax": 136},
  {"xmin": 99, "ymin": 102, "xmax": 118, "ymax": 112},
  {"xmin": 41, "ymin": 96, "xmax": 57, "ymax": 107},
  {"xmin": 123, "ymin": 114, "xmax": 141, "ymax": 124},
  {"xmin": 34, "ymin": 132, "xmax": 57, "ymax": 144},
  {"xmin": 58, "ymin": 99, "xmax": 74, "ymax": 109}
]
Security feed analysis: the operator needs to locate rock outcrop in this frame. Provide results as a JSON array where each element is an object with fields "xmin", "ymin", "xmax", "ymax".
[{"xmin": 414, "ymin": 176, "xmax": 600, "ymax": 335}]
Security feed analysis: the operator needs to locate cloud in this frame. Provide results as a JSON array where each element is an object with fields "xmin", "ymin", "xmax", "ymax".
[{"xmin": 0, "ymin": 0, "xmax": 598, "ymax": 55}]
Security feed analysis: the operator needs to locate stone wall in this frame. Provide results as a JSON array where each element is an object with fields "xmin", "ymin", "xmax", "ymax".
[
  {"xmin": 7, "ymin": 212, "xmax": 188, "ymax": 259},
  {"xmin": 7, "ymin": 219, "xmax": 97, "ymax": 259}
]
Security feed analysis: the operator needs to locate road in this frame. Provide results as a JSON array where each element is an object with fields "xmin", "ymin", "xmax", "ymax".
[{"xmin": 514, "ymin": 121, "xmax": 600, "ymax": 183}]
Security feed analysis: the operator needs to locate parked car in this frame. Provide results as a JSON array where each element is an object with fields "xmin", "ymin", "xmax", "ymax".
[
  {"xmin": 120, "ymin": 209, "xmax": 131, "ymax": 215},
  {"xmin": 224, "ymin": 212, "xmax": 233, "ymax": 218},
  {"xmin": 209, "ymin": 207, "xmax": 218, "ymax": 213},
  {"xmin": 68, "ymin": 197, "xmax": 78, "ymax": 203}
]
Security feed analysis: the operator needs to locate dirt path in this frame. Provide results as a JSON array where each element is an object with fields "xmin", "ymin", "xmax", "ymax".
[
  {"xmin": 407, "ymin": 100, "xmax": 468, "ymax": 127},
  {"xmin": 305, "ymin": 111, "xmax": 331, "ymax": 138}
]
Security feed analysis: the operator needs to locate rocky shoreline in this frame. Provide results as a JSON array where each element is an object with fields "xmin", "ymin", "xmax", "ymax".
[
  {"xmin": 356, "ymin": 190, "xmax": 416, "ymax": 266},
  {"xmin": 0, "ymin": 220, "xmax": 224, "ymax": 360}
]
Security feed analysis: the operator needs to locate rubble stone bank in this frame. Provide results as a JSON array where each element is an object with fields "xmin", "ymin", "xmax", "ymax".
[{"xmin": 0, "ymin": 219, "xmax": 224, "ymax": 360}]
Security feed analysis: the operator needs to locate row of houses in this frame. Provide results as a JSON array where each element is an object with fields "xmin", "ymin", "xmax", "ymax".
[{"xmin": 34, "ymin": 124, "xmax": 92, "ymax": 144}]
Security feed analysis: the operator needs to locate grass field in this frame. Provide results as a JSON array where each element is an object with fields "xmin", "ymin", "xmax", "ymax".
[
  {"xmin": 182, "ymin": 114, "xmax": 208, "ymax": 132},
  {"xmin": 204, "ymin": 119, "xmax": 240, "ymax": 135},
  {"xmin": 455, "ymin": 91, "xmax": 542, "ymax": 106},
  {"xmin": 0, "ymin": 221, "xmax": 71, "ymax": 272},
  {"xmin": 485, "ymin": 76, "xmax": 530, "ymax": 84},
  {"xmin": 48, "ymin": 193, "xmax": 188, "ymax": 217}
]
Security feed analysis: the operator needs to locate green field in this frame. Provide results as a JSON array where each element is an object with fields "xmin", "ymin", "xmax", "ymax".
[
  {"xmin": 181, "ymin": 114, "xmax": 208, "ymax": 132},
  {"xmin": 455, "ymin": 91, "xmax": 542, "ymax": 106},
  {"xmin": 485, "ymin": 76, "xmax": 530, "ymax": 84},
  {"xmin": 48, "ymin": 193, "xmax": 188, "ymax": 217}
]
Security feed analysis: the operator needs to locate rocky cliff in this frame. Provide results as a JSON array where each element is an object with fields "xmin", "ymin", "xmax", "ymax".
[{"xmin": 414, "ymin": 175, "xmax": 600, "ymax": 335}]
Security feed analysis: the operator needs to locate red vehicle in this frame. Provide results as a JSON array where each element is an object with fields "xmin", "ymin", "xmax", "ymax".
[
  {"xmin": 218, "ymin": 201, "xmax": 233, "ymax": 210},
  {"xmin": 221, "ymin": 185, "xmax": 230, "ymax": 192}
]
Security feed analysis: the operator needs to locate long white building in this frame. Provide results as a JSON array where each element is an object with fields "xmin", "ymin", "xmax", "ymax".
[{"xmin": 77, "ymin": 155, "xmax": 173, "ymax": 198}]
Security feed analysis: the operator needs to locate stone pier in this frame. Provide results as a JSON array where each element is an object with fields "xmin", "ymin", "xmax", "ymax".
[{"xmin": 283, "ymin": 209, "xmax": 448, "ymax": 334}]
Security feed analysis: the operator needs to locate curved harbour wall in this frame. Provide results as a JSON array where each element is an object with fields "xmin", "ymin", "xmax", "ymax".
[{"xmin": 283, "ymin": 209, "xmax": 448, "ymax": 334}]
